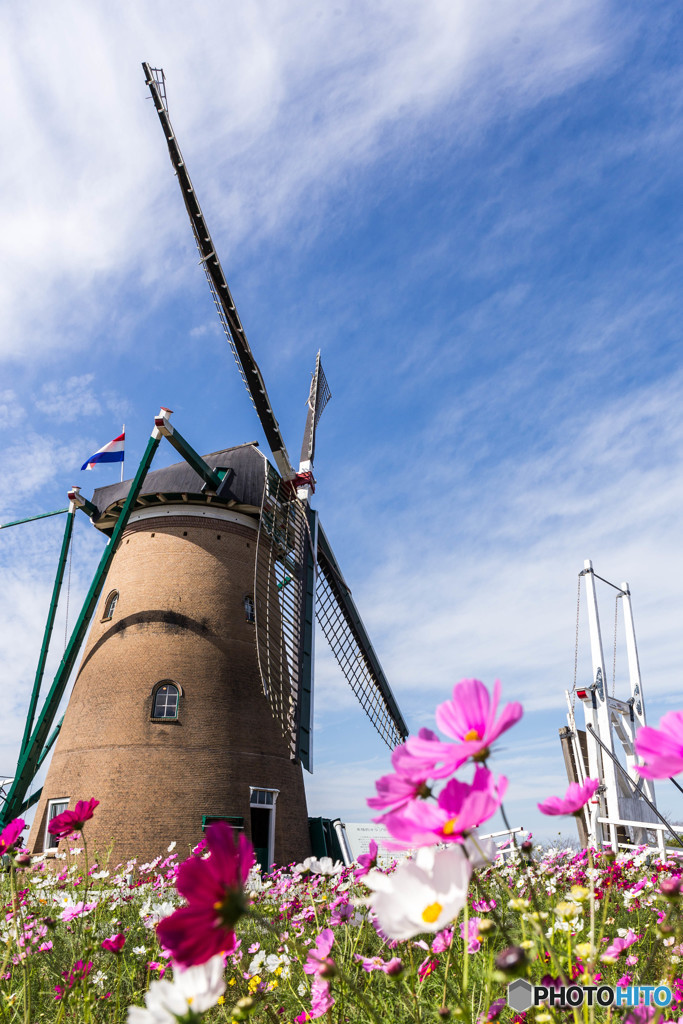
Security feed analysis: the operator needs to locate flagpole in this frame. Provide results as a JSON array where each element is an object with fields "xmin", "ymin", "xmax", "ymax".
[{"xmin": 121, "ymin": 424, "xmax": 125, "ymax": 483}]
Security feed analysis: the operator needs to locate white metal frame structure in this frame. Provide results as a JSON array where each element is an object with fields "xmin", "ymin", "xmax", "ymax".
[{"xmin": 566, "ymin": 560, "xmax": 659, "ymax": 850}]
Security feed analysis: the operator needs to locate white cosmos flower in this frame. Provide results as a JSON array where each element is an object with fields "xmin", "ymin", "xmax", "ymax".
[
  {"xmin": 293, "ymin": 856, "xmax": 343, "ymax": 876},
  {"xmin": 127, "ymin": 955, "xmax": 225, "ymax": 1023},
  {"xmin": 363, "ymin": 845, "xmax": 472, "ymax": 940}
]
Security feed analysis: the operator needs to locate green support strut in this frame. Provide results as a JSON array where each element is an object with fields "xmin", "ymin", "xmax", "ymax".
[
  {"xmin": 0, "ymin": 429, "xmax": 162, "ymax": 827},
  {"xmin": 20, "ymin": 509, "xmax": 75, "ymax": 757}
]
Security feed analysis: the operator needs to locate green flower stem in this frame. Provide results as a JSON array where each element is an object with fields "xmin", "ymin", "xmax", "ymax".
[
  {"xmin": 407, "ymin": 943, "xmax": 421, "ymax": 1024},
  {"xmin": 462, "ymin": 899, "xmax": 469, "ymax": 999}
]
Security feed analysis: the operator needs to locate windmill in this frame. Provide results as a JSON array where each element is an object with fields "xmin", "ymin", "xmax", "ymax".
[{"xmin": 0, "ymin": 65, "xmax": 408, "ymax": 869}]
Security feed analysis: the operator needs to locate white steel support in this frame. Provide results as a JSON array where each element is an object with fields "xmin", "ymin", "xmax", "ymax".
[{"xmin": 582, "ymin": 560, "xmax": 620, "ymax": 840}]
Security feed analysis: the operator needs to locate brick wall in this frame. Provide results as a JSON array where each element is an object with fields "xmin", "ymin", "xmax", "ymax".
[{"xmin": 28, "ymin": 512, "xmax": 312, "ymax": 867}]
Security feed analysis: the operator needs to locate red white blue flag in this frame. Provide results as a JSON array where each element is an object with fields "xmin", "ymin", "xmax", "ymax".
[{"xmin": 81, "ymin": 432, "xmax": 125, "ymax": 471}]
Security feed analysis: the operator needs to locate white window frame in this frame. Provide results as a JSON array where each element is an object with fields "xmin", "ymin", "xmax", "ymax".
[
  {"xmin": 102, "ymin": 590, "xmax": 119, "ymax": 621},
  {"xmin": 44, "ymin": 798, "xmax": 69, "ymax": 851},
  {"xmin": 249, "ymin": 787, "xmax": 279, "ymax": 870}
]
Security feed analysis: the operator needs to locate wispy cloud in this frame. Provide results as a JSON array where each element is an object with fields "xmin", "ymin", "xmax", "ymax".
[{"xmin": 0, "ymin": 0, "xmax": 609, "ymax": 361}]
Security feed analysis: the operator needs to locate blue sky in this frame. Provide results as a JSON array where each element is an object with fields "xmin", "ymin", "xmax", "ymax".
[{"xmin": 2, "ymin": 0, "xmax": 683, "ymax": 844}]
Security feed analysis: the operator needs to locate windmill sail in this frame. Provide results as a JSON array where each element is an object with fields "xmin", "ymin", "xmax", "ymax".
[
  {"xmin": 143, "ymin": 63, "xmax": 408, "ymax": 766},
  {"xmin": 254, "ymin": 464, "xmax": 311, "ymax": 763},
  {"xmin": 142, "ymin": 64, "xmax": 295, "ymax": 482},
  {"xmin": 316, "ymin": 525, "xmax": 408, "ymax": 749},
  {"xmin": 300, "ymin": 352, "xmax": 331, "ymax": 467}
]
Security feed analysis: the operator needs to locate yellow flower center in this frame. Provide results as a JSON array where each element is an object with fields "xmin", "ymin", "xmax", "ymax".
[
  {"xmin": 442, "ymin": 817, "xmax": 458, "ymax": 835},
  {"xmin": 421, "ymin": 902, "xmax": 443, "ymax": 923},
  {"xmin": 464, "ymin": 728, "xmax": 481, "ymax": 741}
]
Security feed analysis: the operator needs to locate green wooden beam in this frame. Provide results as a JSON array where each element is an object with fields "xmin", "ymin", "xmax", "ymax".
[
  {"xmin": 154, "ymin": 412, "xmax": 222, "ymax": 490},
  {"xmin": 37, "ymin": 715, "xmax": 65, "ymax": 771},
  {"xmin": 67, "ymin": 487, "xmax": 99, "ymax": 519},
  {"xmin": 20, "ymin": 510, "xmax": 75, "ymax": 756},
  {"xmin": 20, "ymin": 788, "xmax": 43, "ymax": 815},
  {"xmin": 0, "ymin": 508, "xmax": 69, "ymax": 531},
  {"xmin": 0, "ymin": 430, "xmax": 162, "ymax": 827}
]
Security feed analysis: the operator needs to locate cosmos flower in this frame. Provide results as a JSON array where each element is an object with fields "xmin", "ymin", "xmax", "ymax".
[
  {"xmin": 363, "ymin": 845, "xmax": 472, "ymax": 940},
  {"xmin": 101, "ymin": 933, "xmax": 126, "ymax": 953},
  {"xmin": 0, "ymin": 818, "xmax": 26, "ymax": 856},
  {"xmin": 601, "ymin": 928, "xmax": 640, "ymax": 963},
  {"xmin": 377, "ymin": 766, "xmax": 507, "ymax": 849},
  {"xmin": 635, "ymin": 711, "xmax": 683, "ymax": 778},
  {"xmin": 403, "ymin": 679, "xmax": 523, "ymax": 776},
  {"xmin": 296, "ymin": 931, "xmax": 336, "ymax": 1022},
  {"xmin": 126, "ymin": 954, "xmax": 225, "ymax": 1023},
  {"xmin": 367, "ymin": 731, "xmax": 437, "ymax": 813},
  {"xmin": 156, "ymin": 822, "xmax": 253, "ymax": 967},
  {"xmin": 538, "ymin": 778, "xmax": 600, "ymax": 816},
  {"xmin": 293, "ymin": 856, "xmax": 343, "ymax": 876},
  {"xmin": 48, "ymin": 799, "xmax": 99, "ymax": 841},
  {"xmin": 354, "ymin": 839, "xmax": 379, "ymax": 880}
]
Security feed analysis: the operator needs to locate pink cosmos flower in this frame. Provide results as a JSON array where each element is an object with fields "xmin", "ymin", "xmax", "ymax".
[
  {"xmin": 478, "ymin": 998, "xmax": 506, "ymax": 1023},
  {"xmin": 156, "ymin": 822, "xmax": 254, "ymax": 967},
  {"xmin": 460, "ymin": 916, "xmax": 482, "ymax": 953},
  {"xmin": 367, "ymin": 732, "xmax": 436, "ymax": 814},
  {"xmin": 538, "ymin": 778, "xmax": 600, "ymax": 816},
  {"xmin": 378, "ymin": 765, "xmax": 507, "ymax": 849},
  {"xmin": 48, "ymin": 799, "xmax": 99, "ymax": 840},
  {"xmin": 601, "ymin": 929, "xmax": 639, "ymax": 962},
  {"xmin": 297, "ymin": 931, "xmax": 336, "ymax": 1022},
  {"xmin": 303, "ymin": 929, "xmax": 335, "ymax": 979},
  {"xmin": 101, "ymin": 933, "xmax": 126, "ymax": 953},
  {"xmin": 418, "ymin": 956, "xmax": 439, "ymax": 982},
  {"xmin": 354, "ymin": 954, "xmax": 401, "ymax": 973},
  {"xmin": 60, "ymin": 901, "xmax": 97, "ymax": 922},
  {"xmin": 432, "ymin": 927, "xmax": 453, "ymax": 953},
  {"xmin": 635, "ymin": 711, "xmax": 683, "ymax": 778},
  {"xmin": 354, "ymin": 839, "xmax": 379, "ymax": 880},
  {"xmin": 0, "ymin": 818, "xmax": 26, "ymax": 855},
  {"xmin": 54, "ymin": 960, "xmax": 93, "ymax": 1000},
  {"xmin": 404, "ymin": 679, "xmax": 523, "ymax": 776}
]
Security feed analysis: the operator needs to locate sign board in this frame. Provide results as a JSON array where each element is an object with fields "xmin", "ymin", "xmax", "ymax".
[{"xmin": 343, "ymin": 821, "xmax": 411, "ymax": 866}]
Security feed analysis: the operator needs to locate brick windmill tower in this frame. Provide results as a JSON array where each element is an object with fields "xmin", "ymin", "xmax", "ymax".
[{"xmin": 2, "ymin": 66, "xmax": 408, "ymax": 869}]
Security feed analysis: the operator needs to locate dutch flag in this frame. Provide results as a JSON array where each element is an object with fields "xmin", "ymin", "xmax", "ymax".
[{"xmin": 81, "ymin": 432, "xmax": 125, "ymax": 471}]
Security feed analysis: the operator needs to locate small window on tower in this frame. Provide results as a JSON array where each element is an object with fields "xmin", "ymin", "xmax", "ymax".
[
  {"xmin": 102, "ymin": 590, "xmax": 119, "ymax": 621},
  {"xmin": 152, "ymin": 682, "xmax": 179, "ymax": 720},
  {"xmin": 244, "ymin": 595, "xmax": 255, "ymax": 624},
  {"xmin": 44, "ymin": 798, "xmax": 69, "ymax": 851}
]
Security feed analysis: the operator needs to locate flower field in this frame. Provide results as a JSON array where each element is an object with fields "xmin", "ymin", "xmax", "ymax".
[{"xmin": 1, "ymin": 680, "xmax": 682, "ymax": 1023}]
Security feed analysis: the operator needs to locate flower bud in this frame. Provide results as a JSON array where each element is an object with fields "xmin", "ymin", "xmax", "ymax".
[
  {"xmin": 438, "ymin": 1007, "xmax": 451, "ymax": 1019},
  {"xmin": 319, "ymin": 958, "xmax": 338, "ymax": 980},
  {"xmin": 385, "ymin": 958, "xmax": 404, "ymax": 977},
  {"xmin": 659, "ymin": 877, "xmax": 682, "ymax": 899},
  {"xmin": 495, "ymin": 946, "xmax": 527, "ymax": 974}
]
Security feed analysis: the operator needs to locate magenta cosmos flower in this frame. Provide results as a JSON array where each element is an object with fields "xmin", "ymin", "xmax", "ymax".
[
  {"xmin": 378, "ymin": 765, "xmax": 507, "ymax": 849},
  {"xmin": 156, "ymin": 821, "xmax": 254, "ymax": 967},
  {"xmin": 48, "ymin": 799, "xmax": 99, "ymax": 841},
  {"xmin": 634, "ymin": 710, "xmax": 683, "ymax": 778},
  {"xmin": 404, "ymin": 679, "xmax": 523, "ymax": 777},
  {"xmin": 0, "ymin": 817, "xmax": 26, "ymax": 856},
  {"xmin": 366, "ymin": 730, "xmax": 436, "ymax": 815},
  {"xmin": 537, "ymin": 777, "xmax": 600, "ymax": 816}
]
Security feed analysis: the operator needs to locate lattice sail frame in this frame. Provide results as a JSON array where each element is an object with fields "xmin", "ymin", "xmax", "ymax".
[
  {"xmin": 254, "ymin": 464, "xmax": 309, "ymax": 759},
  {"xmin": 316, "ymin": 554, "xmax": 406, "ymax": 750}
]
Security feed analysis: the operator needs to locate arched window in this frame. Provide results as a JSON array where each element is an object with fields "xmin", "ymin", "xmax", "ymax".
[
  {"xmin": 152, "ymin": 682, "xmax": 179, "ymax": 720},
  {"xmin": 102, "ymin": 590, "xmax": 119, "ymax": 620}
]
